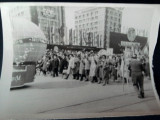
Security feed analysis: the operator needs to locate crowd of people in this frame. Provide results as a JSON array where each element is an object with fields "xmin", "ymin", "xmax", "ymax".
[{"xmin": 36, "ymin": 48, "xmax": 150, "ymax": 99}]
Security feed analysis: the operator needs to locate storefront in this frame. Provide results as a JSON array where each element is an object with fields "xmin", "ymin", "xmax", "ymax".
[
  {"xmin": 110, "ymin": 32, "xmax": 148, "ymax": 55},
  {"xmin": 47, "ymin": 44, "xmax": 101, "ymax": 52}
]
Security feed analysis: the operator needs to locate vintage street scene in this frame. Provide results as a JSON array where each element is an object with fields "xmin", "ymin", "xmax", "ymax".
[{"xmin": 6, "ymin": 5, "xmax": 160, "ymax": 118}]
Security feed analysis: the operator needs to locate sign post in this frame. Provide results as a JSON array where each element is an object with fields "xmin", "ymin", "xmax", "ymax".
[{"xmin": 122, "ymin": 28, "xmax": 137, "ymax": 92}]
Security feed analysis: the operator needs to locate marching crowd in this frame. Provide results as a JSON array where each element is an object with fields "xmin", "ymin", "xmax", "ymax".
[{"xmin": 36, "ymin": 49, "xmax": 150, "ymax": 98}]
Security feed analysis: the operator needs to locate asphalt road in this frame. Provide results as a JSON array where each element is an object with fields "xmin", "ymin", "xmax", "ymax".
[{"xmin": 6, "ymin": 74, "xmax": 160, "ymax": 119}]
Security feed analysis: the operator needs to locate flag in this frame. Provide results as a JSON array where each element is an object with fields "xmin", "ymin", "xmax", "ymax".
[
  {"xmin": 80, "ymin": 30, "xmax": 82, "ymax": 46},
  {"xmin": 91, "ymin": 32, "xmax": 93, "ymax": 46},
  {"xmin": 97, "ymin": 34, "xmax": 99, "ymax": 47},
  {"xmin": 83, "ymin": 30, "xmax": 87, "ymax": 45},
  {"xmin": 88, "ymin": 32, "xmax": 92, "ymax": 46},
  {"xmin": 69, "ymin": 29, "xmax": 72, "ymax": 45},
  {"xmin": 58, "ymin": 25, "xmax": 64, "ymax": 38}
]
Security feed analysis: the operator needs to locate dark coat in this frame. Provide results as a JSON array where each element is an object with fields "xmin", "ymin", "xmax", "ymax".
[
  {"xmin": 60, "ymin": 58, "xmax": 68, "ymax": 73},
  {"xmin": 51, "ymin": 58, "xmax": 59, "ymax": 69}
]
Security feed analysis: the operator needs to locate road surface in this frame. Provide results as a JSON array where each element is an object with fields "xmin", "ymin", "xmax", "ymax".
[{"xmin": 6, "ymin": 74, "xmax": 160, "ymax": 119}]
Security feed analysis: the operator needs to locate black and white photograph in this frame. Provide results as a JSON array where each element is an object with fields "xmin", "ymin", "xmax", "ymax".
[{"xmin": 1, "ymin": 3, "xmax": 160, "ymax": 119}]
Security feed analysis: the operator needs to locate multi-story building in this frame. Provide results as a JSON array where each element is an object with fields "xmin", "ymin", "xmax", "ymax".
[
  {"xmin": 9, "ymin": 6, "xmax": 66, "ymax": 45},
  {"xmin": 74, "ymin": 7, "xmax": 122, "ymax": 48}
]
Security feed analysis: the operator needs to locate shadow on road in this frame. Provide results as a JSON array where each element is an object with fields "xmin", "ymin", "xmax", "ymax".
[
  {"xmin": 10, "ymin": 85, "xmax": 31, "ymax": 91},
  {"xmin": 32, "ymin": 81, "xmax": 89, "ymax": 89}
]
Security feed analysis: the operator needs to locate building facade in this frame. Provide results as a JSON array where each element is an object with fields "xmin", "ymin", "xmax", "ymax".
[
  {"xmin": 9, "ymin": 6, "xmax": 66, "ymax": 45},
  {"xmin": 74, "ymin": 7, "xmax": 122, "ymax": 48}
]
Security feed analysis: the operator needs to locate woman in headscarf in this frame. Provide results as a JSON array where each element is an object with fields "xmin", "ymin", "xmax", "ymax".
[
  {"xmin": 65, "ymin": 54, "xmax": 74, "ymax": 79},
  {"xmin": 79, "ymin": 55, "xmax": 85, "ymax": 81},
  {"xmin": 89, "ymin": 53, "xmax": 97, "ymax": 83},
  {"xmin": 102, "ymin": 55, "xmax": 110, "ymax": 85}
]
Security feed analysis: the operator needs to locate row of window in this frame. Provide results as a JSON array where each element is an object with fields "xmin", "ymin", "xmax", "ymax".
[
  {"xmin": 107, "ymin": 22, "xmax": 121, "ymax": 27},
  {"xmin": 109, "ymin": 27, "xmax": 120, "ymax": 32},
  {"xmin": 108, "ymin": 16, "xmax": 121, "ymax": 22},
  {"xmin": 75, "ymin": 17, "xmax": 120, "ymax": 26},
  {"xmin": 75, "ymin": 11, "xmax": 99, "ymax": 19},
  {"xmin": 75, "ymin": 16, "xmax": 99, "ymax": 24},
  {"xmin": 77, "ymin": 28, "xmax": 99, "ymax": 33},
  {"xmin": 109, "ymin": 10, "xmax": 121, "ymax": 17},
  {"xmin": 75, "ymin": 10, "xmax": 121, "ymax": 20},
  {"xmin": 76, "ymin": 21, "xmax": 121, "ymax": 30},
  {"xmin": 75, "ymin": 21, "xmax": 99, "ymax": 27},
  {"xmin": 76, "ymin": 26, "xmax": 99, "ymax": 31},
  {"xmin": 76, "ymin": 27, "xmax": 120, "ymax": 35}
]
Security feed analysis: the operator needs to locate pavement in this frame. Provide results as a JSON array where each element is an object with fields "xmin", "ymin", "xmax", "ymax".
[{"xmin": 5, "ymin": 74, "xmax": 160, "ymax": 119}]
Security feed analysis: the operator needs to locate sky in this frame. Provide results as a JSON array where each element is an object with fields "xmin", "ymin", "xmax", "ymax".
[
  {"xmin": 65, "ymin": 6, "xmax": 83, "ymax": 29},
  {"xmin": 65, "ymin": 7, "xmax": 154, "ymax": 32}
]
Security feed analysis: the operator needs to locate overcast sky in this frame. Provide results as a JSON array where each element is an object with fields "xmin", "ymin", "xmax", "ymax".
[{"xmin": 65, "ymin": 7, "xmax": 154, "ymax": 32}]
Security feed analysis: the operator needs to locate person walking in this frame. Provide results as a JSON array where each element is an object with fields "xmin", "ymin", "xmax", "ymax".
[
  {"xmin": 79, "ymin": 55, "xmax": 85, "ymax": 81},
  {"xmin": 89, "ymin": 53, "xmax": 97, "ymax": 83},
  {"xmin": 96, "ymin": 56, "xmax": 103, "ymax": 84},
  {"xmin": 42, "ymin": 56, "xmax": 49, "ymax": 76},
  {"xmin": 72, "ymin": 55, "xmax": 80, "ymax": 80},
  {"xmin": 102, "ymin": 55, "xmax": 110, "ymax": 85},
  {"xmin": 111, "ymin": 56, "xmax": 118, "ymax": 82},
  {"xmin": 129, "ymin": 54, "xmax": 145, "ymax": 98},
  {"xmin": 60, "ymin": 54, "xmax": 68, "ymax": 74},
  {"xmin": 84, "ymin": 55, "xmax": 90, "ymax": 81},
  {"xmin": 123, "ymin": 57, "xmax": 130, "ymax": 83},
  {"xmin": 51, "ymin": 54, "xmax": 59, "ymax": 77},
  {"xmin": 65, "ymin": 54, "xmax": 74, "ymax": 79}
]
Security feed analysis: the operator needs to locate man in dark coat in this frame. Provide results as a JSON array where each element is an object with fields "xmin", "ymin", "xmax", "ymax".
[
  {"xmin": 129, "ymin": 54, "xmax": 145, "ymax": 98},
  {"xmin": 51, "ymin": 54, "xmax": 59, "ymax": 77},
  {"xmin": 59, "ymin": 54, "xmax": 68, "ymax": 74}
]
